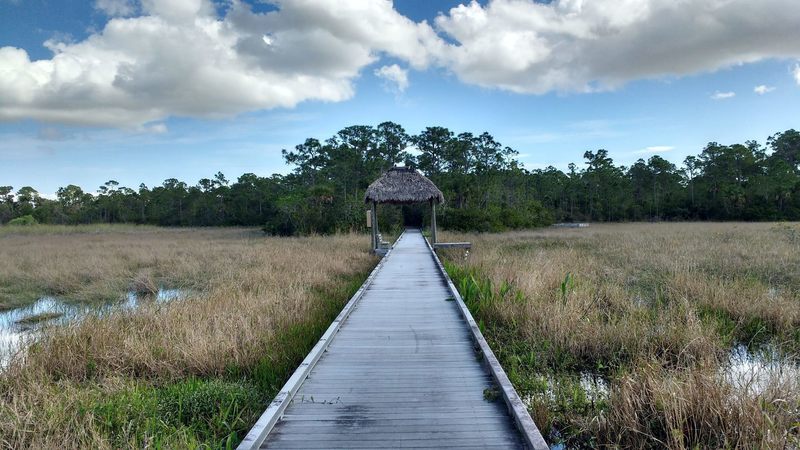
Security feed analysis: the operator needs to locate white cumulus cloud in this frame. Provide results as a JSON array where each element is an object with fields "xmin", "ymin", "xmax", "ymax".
[
  {"xmin": 711, "ymin": 91, "xmax": 736, "ymax": 100},
  {"xmin": 794, "ymin": 63, "xmax": 800, "ymax": 85},
  {"xmin": 433, "ymin": 0, "xmax": 800, "ymax": 94},
  {"xmin": 2, "ymin": 0, "xmax": 800, "ymax": 128},
  {"xmin": 374, "ymin": 64, "xmax": 409, "ymax": 93},
  {"xmin": 754, "ymin": 85, "xmax": 775, "ymax": 95},
  {"xmin": 0, "ymin": 0, "xmax": 442, "ymax": 127}
]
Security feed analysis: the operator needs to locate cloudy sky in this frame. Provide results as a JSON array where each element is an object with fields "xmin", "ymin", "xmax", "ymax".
[{"xmin": 1, "ymin": 0, "xmax": 799, "ymax": 195}]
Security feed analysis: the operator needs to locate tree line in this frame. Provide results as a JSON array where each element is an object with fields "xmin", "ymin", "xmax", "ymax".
[{"xmin": 2, "ymin": 123, "xmax": 799, "ymax": 233}]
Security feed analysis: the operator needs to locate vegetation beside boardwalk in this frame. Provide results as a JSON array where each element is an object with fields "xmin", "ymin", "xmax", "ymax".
[
  {"xmin": 441, "ymin": 223, "xmax": 800, "ymax": 449},
  {"xmin": 0, "ymin": 226, "xmax": 375, "ymax": 448}
]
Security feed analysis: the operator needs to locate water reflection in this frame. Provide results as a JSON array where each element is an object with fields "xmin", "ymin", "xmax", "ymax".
[
  {"xmin": 723, "ymin": 344, "xmax": 799, "ymax": 395},
  {"xmin": 529, "ymin": 345, "xmax": 798, "ymax": 449},
  {"xmin": 518, "ymin": 371, "xmax": 609, "ymax": 449},
  {"xmin": 122, "ymin": 288, "xmax": 185, "ymax": 309},
  {"xmin": 0, "ymin": 288, "xmax": 186, "ymax": 368}
]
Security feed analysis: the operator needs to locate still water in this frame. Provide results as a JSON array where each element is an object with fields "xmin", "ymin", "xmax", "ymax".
[
  {"xmin": 0, "ymin": 289, "xmax": 185, "ymax": 367},
  {"xmin": 534, "ymin": 345, "xmax": 798, "ymax": 449}
]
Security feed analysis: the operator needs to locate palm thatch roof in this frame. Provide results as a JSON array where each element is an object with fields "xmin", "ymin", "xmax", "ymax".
[{"xmin": 365, "ymin": 167, "xmax": 445, "ymax": 204}]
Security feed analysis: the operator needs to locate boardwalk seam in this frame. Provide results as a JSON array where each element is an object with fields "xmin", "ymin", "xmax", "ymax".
[
  {"xmin": 236, "ymin": 231, "xmax": 405, "ymax": 450},
  {"xmin": 424, "ymin": 237, "xmax": 550, "ymax": 450}
]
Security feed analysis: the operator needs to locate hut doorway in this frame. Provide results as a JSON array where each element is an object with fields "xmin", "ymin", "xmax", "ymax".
[
  {"xmin": 401, "ymin": 204, "xmax": 425, "ymax": 228},
  {"xmin": 364, "ymin": 167, "xmax": 444, "ymax": 255}
]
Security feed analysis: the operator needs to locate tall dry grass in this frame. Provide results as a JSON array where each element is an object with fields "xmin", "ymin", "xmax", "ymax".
[
  {"xmin": 606, "ymin": 361, "xmax": 798, "ymax": 449},
  {"xmin": 0, "ymin": 226, "xmax": 256, "ymax": 309},
  {"xmin": 441, "ymin": 222, "xmax": 800, "ymax": 449},
  {"xmin": 0, "ymin": 226, "xmax": 375, "ymax": 448}
]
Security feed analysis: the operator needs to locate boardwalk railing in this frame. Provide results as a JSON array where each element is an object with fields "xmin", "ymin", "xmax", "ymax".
[
  {"xmin": 423, "ymin": 236, "xmax": 548, "ymax": 450},
  {"xmin": 238, "ymin": 229, "xmax": 548, "ymax": 449}
]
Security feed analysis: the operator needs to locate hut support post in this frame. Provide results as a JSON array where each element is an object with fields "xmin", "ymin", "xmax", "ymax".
[
  {"xmin": 371, "ymin": 202, "xmax": 378, "ymax": 252},
  {"xmin": 431, "ymin": 201, "xmax": 437, "ymax": 245}
]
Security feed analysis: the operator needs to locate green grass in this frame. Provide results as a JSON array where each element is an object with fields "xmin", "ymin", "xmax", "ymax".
[
  {"xmin": 88, "ymin": 379, "xmax": 261, "ymax": 449},
  {"xmin": 698, "ymin": 305, "xmax": 783, "ymax": 351}
]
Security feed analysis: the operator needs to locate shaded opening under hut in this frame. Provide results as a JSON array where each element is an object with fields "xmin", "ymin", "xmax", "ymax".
[{"xmin": 364, "ymin": 167, "xmax": 444, "ymax": 255}]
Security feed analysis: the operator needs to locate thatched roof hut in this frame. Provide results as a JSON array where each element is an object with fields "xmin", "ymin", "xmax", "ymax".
[{"xmin": 364, "ymin": 167, "xmax": 444, "ymax": 205}]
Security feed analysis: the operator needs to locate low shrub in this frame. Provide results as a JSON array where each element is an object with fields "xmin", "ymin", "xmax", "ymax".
[
  {"xmin": 8, "ymin": 215, "xmax": 38, "ymax": 226},
  {"xmin": 439, "ymin": 200, "xmax": 552, "ymax": 233},
  {"xmin": 439, "ymin": 207, "xmax": 505, "ymax": 232}
]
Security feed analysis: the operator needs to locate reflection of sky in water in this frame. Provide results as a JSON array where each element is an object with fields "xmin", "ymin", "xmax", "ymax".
[
  {"xmin": 519, "ymin": 372, "xmax": 609, "ymax": 449},
  {"xmin": 724, "ymin": 344, "xmax": 799, "ymax": 396},
  {"xmin": 0, "ymin": 297, "xmax": 79, "ymax": 367},
  {"xmin": 529, "ymin": 346, "xmax": 799, "ymax": 449},
  {"xmin": 0, "ymin": 289, "xmax": 186, "ymax": 368},
  {"xmin": 122, "ymin": 288, "xmax": 184, "ymax": 309}
]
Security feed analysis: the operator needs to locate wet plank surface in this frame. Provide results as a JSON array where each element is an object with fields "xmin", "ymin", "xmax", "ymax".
[{"xmin": 260, "ymin": 229, "xmax": 525, "ymax": 449}]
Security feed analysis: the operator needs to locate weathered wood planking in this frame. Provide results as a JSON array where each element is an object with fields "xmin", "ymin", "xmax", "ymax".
[{"xmin": 238, "ymin": 229, "xmax": 547, "ymax": 450}]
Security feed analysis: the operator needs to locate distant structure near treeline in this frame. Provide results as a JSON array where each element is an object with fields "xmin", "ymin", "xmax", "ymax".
[
  {"xmin": 364, "ymin": 166, "xmax": 472, "ymax": 256},
  {"xmin": 364, "ymin": 167, "xmax": 444, "ymax": 255},
  {"xmin": 553, "ymin": 223, "xmax": 590, "ymax": 228}
]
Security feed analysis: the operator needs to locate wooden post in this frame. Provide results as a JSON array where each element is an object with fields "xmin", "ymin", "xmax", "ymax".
[
  {"xmin": 371, "ymin": 202, "xmax": 378, "ymax": 252},
  {"xmin": 431, "ymin": 200, "xmax": 437, "ymax": 245}
]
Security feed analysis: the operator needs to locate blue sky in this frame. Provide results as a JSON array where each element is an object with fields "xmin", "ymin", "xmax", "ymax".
[{"xmin": 1, "ymin": 0, "xmax": 799, "ymax": 195}]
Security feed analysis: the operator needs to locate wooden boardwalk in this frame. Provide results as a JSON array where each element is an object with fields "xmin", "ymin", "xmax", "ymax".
[{"xmin": 238, "ymin": 229, "xmax": 547, "ymax": 449}]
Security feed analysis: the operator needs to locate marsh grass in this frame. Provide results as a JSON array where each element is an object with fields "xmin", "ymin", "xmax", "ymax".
[
  {"xmin": 441, "ymin": 223, "xmax": 800, "ymax": 449},
  {"xmin": 0, "ymin": 226, "xmax": 375, "ymax": 448},
  {"xmin": 0, "ymin": 226, "xmax": 264, "ymax": 310}
]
